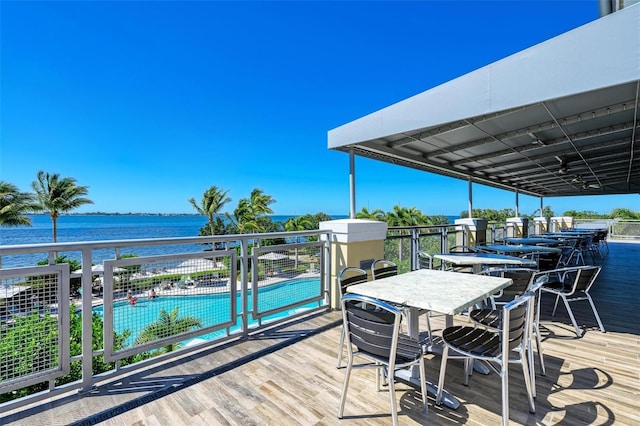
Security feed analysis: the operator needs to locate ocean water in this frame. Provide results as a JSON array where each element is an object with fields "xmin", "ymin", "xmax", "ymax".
[{"xmin": 0, "ymin": 214, "xmax": 345, "ymax": 268}]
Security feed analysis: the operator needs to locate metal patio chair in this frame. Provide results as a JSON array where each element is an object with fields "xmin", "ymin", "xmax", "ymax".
[
  {"xmin": 371, "ymin": 259, "xmax": 398, "ymax": 280},
  {"xmin": 469, "ymin": 274, "xmax": 547, "ymax": 396},
  {"xmin": 436, "ymin": 291, "xmax": 536, "ymax": 426},
  {"xmin": 338, "ymin": 294, "xmax": 428, "ymax": 426},
  {"xmin": 336, "ymin": 267, "xmax": 369, "ymax": 368},
  {"xmin": 540, "ymin": 265, "xmax": 605, "ymax": 337}
]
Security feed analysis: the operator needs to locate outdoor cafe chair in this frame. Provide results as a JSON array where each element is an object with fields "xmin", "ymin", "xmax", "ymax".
[
  {"xmin": 338, "ymin": 294, "xmax": 428, "ymax": 426},
  {"xmin": 417, "ymin": 250, "xmax": 440, "ymax": 270},
  {"xmin": 596, "ymin": 229, "xmax": 609, "ymax": 254},
  {"xmin": 539, "ymin": 265, "xmax": 605, "ymax": 337},
  {"xmin": 473, "ymin": 268, "xmax": 537, "ymax": 310},
  {"xmin": 534, "ymin": 251, "xmax": 563, "ymax": 271},
  {"xmin": 436, "ymin": 291, "xmax": 536, "ymax": 426},
  {"xmin": 371, "ymin": 259, "xmax": 398, "ymax": 280},
  {"xmin": 470, "ymin": 273, "xmax": 547, "ymax": 396},
  {"xmin": 336, "ymin": 267, "xmax": 369, "ymax": 368}
]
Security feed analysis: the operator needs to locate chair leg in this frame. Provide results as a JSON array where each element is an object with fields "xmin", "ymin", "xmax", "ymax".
[
  {"xmin": 561, "ymin": 296, "xmax": 583, "ymax": 337},
  {"xmin": 337, "ymin": 361, "xmax": 353, "ymax": 419},
  {"xmin": 376, "ymin": 363, "xmax": 384, "ymax": 391},
  {"xmin": 386, "ymin": 367, "xmax": 399, "ymax": 426},
  {"xmin": 337, "ymin": 327, "xmax": 345, "ymax": 368},
  {"xmin": 551, "ymin": 294, "xmax": 560, "ymax": 317},
  {"xmin": 527, "ymin": 339, "xmax": 536, "ymax": 398},
  {"xmin": 586, "ymin": 294, "xmax": 606, "ymax": 332},
  {"xmin": 520, "ymin": 351, "xmax": 536, "ymax": 413},
  {"xmin": 436, "ymin": 346, "xmax": 449, "ymax": 405},
  {"xmin": 500, "ymin": 361, "xmax": 509, "ymax": 426},
  {"xmin": 418, "ymin": 358, "xmax": 429, "ymax": 415},
  {"xmin": 534, "ymin": 327, "xmax": 546, "ymax": 376},
  {"xmin": 534, "ymin": 294, "xmax": 546, "ymax": 376}
]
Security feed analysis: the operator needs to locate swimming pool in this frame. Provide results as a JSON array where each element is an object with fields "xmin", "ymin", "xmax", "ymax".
[{"xmin": 94, "ymin": 277, "xmax": 323, "ymax": 347}]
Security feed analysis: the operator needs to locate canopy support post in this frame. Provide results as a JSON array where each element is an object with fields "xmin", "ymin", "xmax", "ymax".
[
  {"xmin": 349, "ymin": 148, "xmax": 356, "ymax": 219},
  {"xmin": 468, "ymin": 178, "xmax": 473, "ymax": 218}
]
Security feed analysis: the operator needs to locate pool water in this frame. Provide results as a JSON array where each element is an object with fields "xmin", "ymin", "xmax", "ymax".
[{"xmin": 93, "ymin": 278, "xmax": 323, "ymax": 347}]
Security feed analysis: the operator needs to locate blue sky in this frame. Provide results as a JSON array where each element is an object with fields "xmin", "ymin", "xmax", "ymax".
[{"xmin": 2, "ymin": 1, "xmax": 638, "ymax": 217}]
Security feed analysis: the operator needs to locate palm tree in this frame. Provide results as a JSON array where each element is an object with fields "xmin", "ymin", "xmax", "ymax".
[
  {"xmin": 134, "ymin": 307, "xmax": 202, "ymax": 354},
  {"xmin": 227, "ymin": 188, "xmax": 276, "ymax": 234},
  {"xmin": 188, "ymin": 185, "xmax": 231, "ymax": 236},
  {"xmin": 31, "ymin": 171, "xmax": 93, "ymax": 242},
  {"xmin": 283, "ymin": 216, "xmax": 313, "ymax": 232},
  {"xmin": 0, "ymin": 181, "xmax": 38, "ymax": 226},
  {"xmin": 356, "ymin": 207, "xmax": 385, "ymax": 221}
]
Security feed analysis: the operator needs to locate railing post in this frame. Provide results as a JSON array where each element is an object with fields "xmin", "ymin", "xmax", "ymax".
[
  {"xmin": 323, "ymin": 231, "xmax": 332, "ymax": 305},
  {"xmin": 240, "ymin": 238, "xmax": 250, "ymax": 337},
  {"xmin": 441, "ymin": 227, "xmax": 448, "ymax": 254},
  {"xmin": 80, "ymin": 248, "xmax": 94, "ymax": 393},
  {"xmin": 410, "ymin": 227, "xmax": 419, "ymax": 271}
]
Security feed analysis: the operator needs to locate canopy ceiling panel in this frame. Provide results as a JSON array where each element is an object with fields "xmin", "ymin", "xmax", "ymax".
[{"xmin": 328, "ymin": 5, "xmax": 640, "ymax": 198}]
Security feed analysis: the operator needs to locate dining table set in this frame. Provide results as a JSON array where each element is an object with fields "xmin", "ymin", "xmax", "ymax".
[{"xmin": 342, "ymin": 227, "xmax": 608, "ymax": 414}]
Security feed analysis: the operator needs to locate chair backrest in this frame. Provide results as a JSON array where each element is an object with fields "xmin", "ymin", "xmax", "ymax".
[
  {"xmin": 417, "ymin": 251, "xmax": 436, "ymax": 269},
  {"xmin": 502, "ymin": 291, "xmax": 535, "ymax": 352},
  {"xmin": 449, "ymin": 245, "xmax": 478, "ymax": 253},
  {"xmin": 537, "ymin": 251, "xmax": 562, "ymax": 271},
  {"xmin": 501, "ymin": 269, "xmax": 536, "ymax": 298},
  {"xmin": 337, "ymin": 267, "xmax": 368, "ymax": 296},
  {"xmin": 481, "ymin": 268, "xmax": 535, "ymax": 301},
  {"xmin": 341, "ymin": 294, "xmax": 420, "ymax": 365},
  {"xmin": 558, "ymin": 240, "xmax": 578, "ymax": 266},
  {"xmin": 371, "ymin": 259, "xmax": 398, "ymax": 280},
  {"xmin": 572, "ymin": 265, "xmax": 601, "ymax": 292}
]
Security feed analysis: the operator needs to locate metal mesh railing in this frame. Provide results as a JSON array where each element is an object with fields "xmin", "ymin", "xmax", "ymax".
[
  {"xmin": 251, "ymin": 242, "xmax": 325, "ymax": 321},
  {"xmin": 0, "ymin": 264, "xmax": 70, "ymax": 395},
  {"xmin": 0, "ymin": 230, "xmax": 330, "ymax": 410},
  {"xmin": 102, "ymin": 251, "xmax": 238, "ymax": 361}
]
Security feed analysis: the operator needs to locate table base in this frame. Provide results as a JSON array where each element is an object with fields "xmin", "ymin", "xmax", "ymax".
[{"xmin": 394, "ymin": 369, "xmax": 460, "ymax": 409}]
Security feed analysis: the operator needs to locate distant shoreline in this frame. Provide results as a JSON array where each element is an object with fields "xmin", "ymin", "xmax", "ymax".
[
  {"xmin": 29, "ymin": 212, "xmax": 207, "ymax": 217},
  {"xmin": 28, "ymin": 212, "xmax": 352, "ymax": 218}
]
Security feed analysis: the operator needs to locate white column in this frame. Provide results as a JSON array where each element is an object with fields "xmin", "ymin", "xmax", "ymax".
[{"xmin": 320, "ymin": 219, "xmax": 388, "ymax": 309}]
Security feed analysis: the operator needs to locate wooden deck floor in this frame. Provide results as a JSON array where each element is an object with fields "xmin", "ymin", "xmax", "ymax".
[{"xmin": 3, "ymin": 242, "xmax": 639, "ymax": 425}]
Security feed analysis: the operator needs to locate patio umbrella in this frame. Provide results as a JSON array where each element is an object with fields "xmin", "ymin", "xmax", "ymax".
[
  {"xmin": 258, "ymin": 252, "xmax": 289, "ymax": 274},
  {"xmin": 166, "ymin": 258, "xmax": 223, "ymax": 274},
  {"xmin": 257, "ymin": 252, "xmax": 289, "ymax": 261},
  {"xmin": 73, "ymin": 264, "xmax": 127, "ymax": 275}
]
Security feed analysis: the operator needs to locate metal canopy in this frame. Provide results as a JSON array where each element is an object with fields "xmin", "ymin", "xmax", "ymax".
[{"xmin": 328, "ymin": 6, "xmax": 640, "ymax": 199}]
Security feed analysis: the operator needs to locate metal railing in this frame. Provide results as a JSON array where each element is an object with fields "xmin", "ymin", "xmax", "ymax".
[
  {"xmin": 0, "ymin": 230, "xmax": 331, "ymax": 410},
  {"xmin": 574, "ymin": 219, "xmax": 640, "ymax": 240},
  {"xmin": 384, "ymin": 224, "xmax": 461, "ymax": 272}
]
